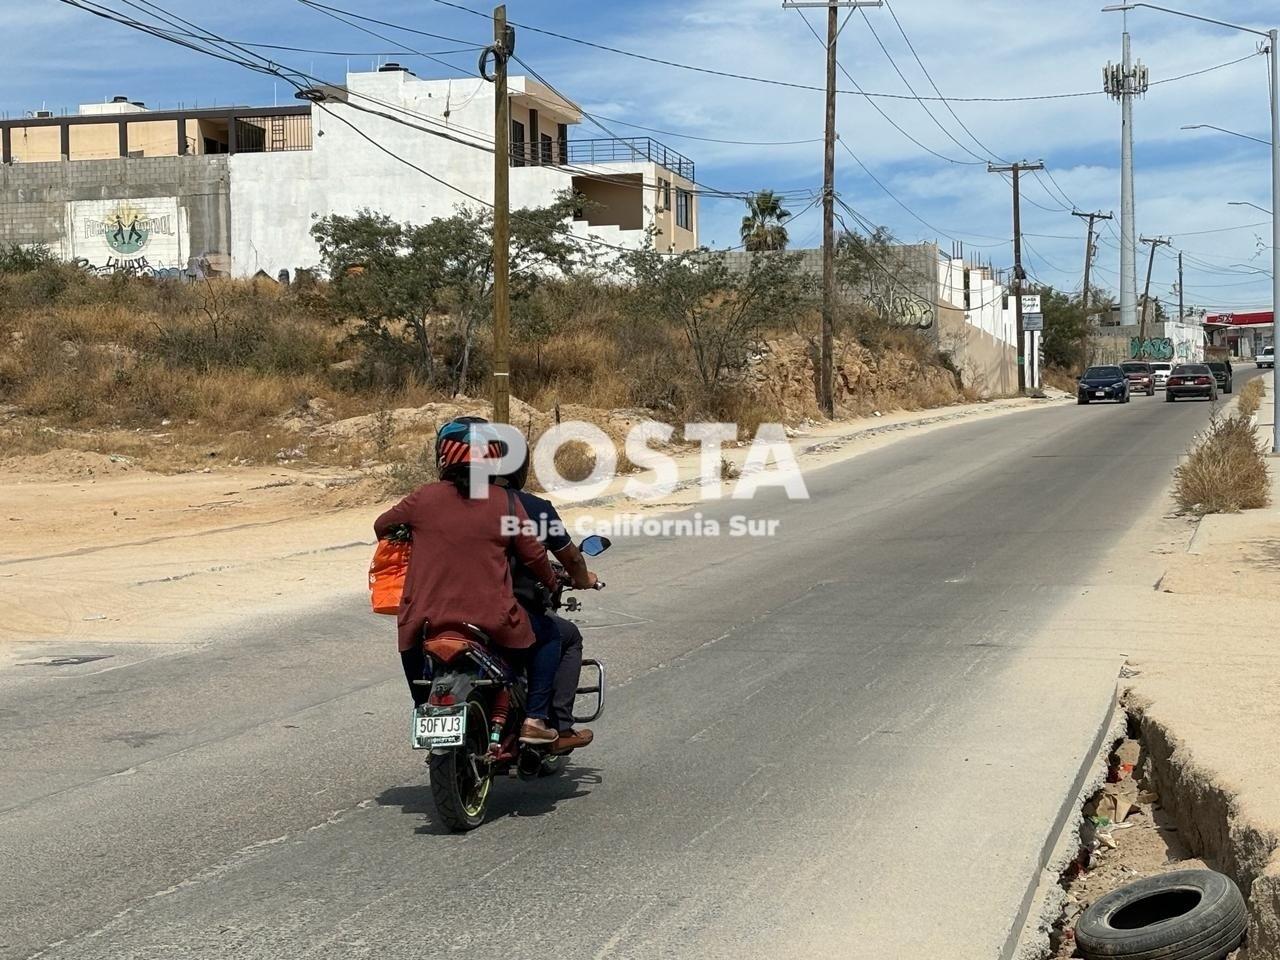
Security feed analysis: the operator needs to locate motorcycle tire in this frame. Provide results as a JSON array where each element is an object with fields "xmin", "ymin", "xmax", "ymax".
[
  {"xmin": 1074, "ymin": 869, "xmax": 1246, "ymax": 960},
  {"xmin": 429, "ymin": 698, "xmax": 493, "ymax": 832}
]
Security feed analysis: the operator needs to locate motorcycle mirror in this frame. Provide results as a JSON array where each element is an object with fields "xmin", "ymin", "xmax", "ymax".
[{"xmin": 579, "ymin": 535, "xmax": 611, "ymax": 557}]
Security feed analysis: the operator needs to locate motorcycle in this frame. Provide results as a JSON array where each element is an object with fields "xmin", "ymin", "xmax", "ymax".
[{"xmin": 409, "ymin": 534, "xmax": 610, "ymax": 831}]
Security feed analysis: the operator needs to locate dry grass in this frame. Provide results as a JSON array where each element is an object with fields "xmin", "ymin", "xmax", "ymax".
[
  {"xmin": 1237, "ymin": 378, "xmax": 1266, "ymax": 418},
  {"xmin": 1173, "ymin": 414, "xmax": 1271, "ymax": 515},
  {"xmin": 1, "ymin": 266, "xmax": 984, "ymax": 474}
]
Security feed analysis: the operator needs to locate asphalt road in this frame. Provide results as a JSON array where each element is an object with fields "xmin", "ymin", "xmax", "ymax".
[{"xmin": 0, "ymin": 381, "xmax": 1253, "ymax": 960}]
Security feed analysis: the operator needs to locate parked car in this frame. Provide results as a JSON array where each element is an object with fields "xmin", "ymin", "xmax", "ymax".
[
  {"xmin": 1165, "ymin": 364, "xmax": 1218, "ymax": 402},
  {"xmin": 1258, "ymin": 346, "xmax": 1275, "ymax": 369},
  {"xmin": 1120, "ymin": 361, "xmax": 1156, "ymax": 396},
  {"xmin": 1206, "ymin": 361, "xmax": 1233, "ymax": 394},
  {"xmin": 1149, "ymin": 361, "xmax": 1172, "ymax": 389},
  {"xmin": 1077, "ymin": 365, "xmax": 1130, "ymax": 404}
]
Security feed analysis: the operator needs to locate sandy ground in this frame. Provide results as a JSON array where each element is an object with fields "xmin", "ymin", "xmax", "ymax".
[
  {"xmin": 1036, "ymin": 378, "xmax": 1280, "ymax": 958},
  {"xmin": 0, "ymin": 395, "xmax": 1051, "ymax": 666}
]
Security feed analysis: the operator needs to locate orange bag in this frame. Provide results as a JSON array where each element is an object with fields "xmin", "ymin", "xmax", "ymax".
[{"xmin": 369, "ymin": 539, "xmax": 411, "ymax": 615}]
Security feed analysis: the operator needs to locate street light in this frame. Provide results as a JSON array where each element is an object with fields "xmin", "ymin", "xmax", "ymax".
[
  {"xmin": 1105, "ymin": 2, "xmax": 1279, "ymax": 453},
  {"xmin": 1181, "ymin": 124, "xmax": 1272, "ymax": 147},
  {"xmin": 1229, "ymin": 201, "xmax": 1275, "ymax": 216}
]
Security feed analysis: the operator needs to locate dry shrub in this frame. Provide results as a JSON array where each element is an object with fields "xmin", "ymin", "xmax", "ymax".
[
  {"xmin": 1173, "ymin": 414, "xmax": 1271, "ymax": 515},
  {"xmin": 1237, "ymin": 378, "xmax": 1265, "ymax": 418}
]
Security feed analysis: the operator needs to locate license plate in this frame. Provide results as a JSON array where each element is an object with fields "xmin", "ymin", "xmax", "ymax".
[
  {"xmin": 411, "ymin": 704, "xmax": 467, "ymax": 749},
  {"xmin": 1095, "ymin": 391, "xmax": 1105, "ymax": 397}
]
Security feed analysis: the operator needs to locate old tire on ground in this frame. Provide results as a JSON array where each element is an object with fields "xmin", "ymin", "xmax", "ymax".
[{"xmin": 1075, "ymin": 869, "xmax": 1246, "ymax": 960}]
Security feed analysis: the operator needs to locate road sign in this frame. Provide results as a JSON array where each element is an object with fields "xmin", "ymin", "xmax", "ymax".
[
  {"xmin": 1021, "ymin": 295, "xmax": 1041, "ymax": 314},
  {"xmin": 1023, "ymin": 313, "xmax": 1044, "ymax": 331}
]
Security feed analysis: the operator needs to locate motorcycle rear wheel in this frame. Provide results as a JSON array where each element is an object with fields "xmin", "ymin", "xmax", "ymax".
[{"xmin": 429, "ymin": 698, "xmax": 493, "ymax": 831}]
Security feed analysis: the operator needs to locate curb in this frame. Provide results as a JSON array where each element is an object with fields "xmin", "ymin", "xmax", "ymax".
[{"xmin": 1007, "ymin": 678, "xmax": 1127, "ymax": 960}]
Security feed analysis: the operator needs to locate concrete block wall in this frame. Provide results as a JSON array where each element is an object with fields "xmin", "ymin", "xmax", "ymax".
[{"xmin": 0, "ymin": 155, "xmax": 231, "ymax": 261}]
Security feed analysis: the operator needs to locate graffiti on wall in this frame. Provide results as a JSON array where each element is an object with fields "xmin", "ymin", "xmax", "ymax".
[
  {"xmin": 1130, "ymin": 337, "xmax": 1174, "ymax": 361},
  {"xmin": 863, "ymin": 273, "xmax": 935, "ymax": 330},
  {"xmin": 66, "ymin": 197, "xmax": 188, "ymax": 276}
]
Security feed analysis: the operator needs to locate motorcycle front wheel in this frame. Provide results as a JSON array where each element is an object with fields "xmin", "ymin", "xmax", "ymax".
[{"xmin": 429, "ymin": 698, "xmax": 493, "ymax": 831}]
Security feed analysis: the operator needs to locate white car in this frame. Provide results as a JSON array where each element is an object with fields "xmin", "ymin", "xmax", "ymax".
[
  {"xmin": 1149, "ymin": 362, "xmax": 1173, "ymax": 389},
  {"xmin": 1258, "ymin": 346, "xmax": 1275, "ymax": 369}
]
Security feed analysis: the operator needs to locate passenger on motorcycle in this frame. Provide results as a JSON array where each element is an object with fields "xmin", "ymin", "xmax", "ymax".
[
  {"xmin": 497, "ymin": 444, "xmax": 599, "ymax": 755},
  {"xmin": 373, "ymin": 418, "xmax": 562, "ymax": 745}
]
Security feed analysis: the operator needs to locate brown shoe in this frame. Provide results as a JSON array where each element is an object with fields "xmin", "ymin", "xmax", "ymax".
[
  {"xmin": 519, "ymin": 719, "xmax": 557, "ymax": 745},
  {"xmin": 551, "ymin": 728, "xmax": 594, "ymax": 754}
]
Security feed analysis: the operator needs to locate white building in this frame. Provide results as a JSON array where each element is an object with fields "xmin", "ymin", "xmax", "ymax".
[{"xmin": 0, "ymin": 66, "xmax": 701, "ymax": 278}]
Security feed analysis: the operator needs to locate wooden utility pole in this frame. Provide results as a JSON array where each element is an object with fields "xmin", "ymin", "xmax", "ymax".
[
  {"xmin": 1139, "ymin": 235, "xmax": 1171, "ymax": 339},
  {"xmin": 490, "ymin": 5, "xmax": 513, "ymax": 425},
  {"xmin": 989, "ymin": 161, "xmax": 1044, "ymax": 394},
  {"xmin": 784, "ymin": 0, "xmax": 882, "ymax": 419},
  {"xmin": 1072, "ymin": 210, "xmax": 1113, "ymax": 370}
]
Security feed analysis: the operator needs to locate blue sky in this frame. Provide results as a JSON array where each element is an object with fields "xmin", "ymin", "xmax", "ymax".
[{"xmin": 5, "ymin": 0, "xmax": 1276, "ymax": 312}]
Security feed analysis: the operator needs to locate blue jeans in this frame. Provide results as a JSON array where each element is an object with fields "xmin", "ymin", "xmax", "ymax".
[{"xmin": 521, "ymin": 612, "xmax": 562, "ymax": 722}]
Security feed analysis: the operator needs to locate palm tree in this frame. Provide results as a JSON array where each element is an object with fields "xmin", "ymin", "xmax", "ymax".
[{"xmin": 740, "ymin": 190, "xmax": 792, "ymax": 251}]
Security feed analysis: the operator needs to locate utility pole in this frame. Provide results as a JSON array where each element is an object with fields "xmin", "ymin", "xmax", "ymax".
[
  {"xmin": 989, "ymin": 161, "xmax": 1045, "ymax": 394},
  {"xmin": 1073, "ymin": 210, "xmax": 1114, "ymax": 370},
  {"xmin": 1104, "ymin": 16, "xmax": 1149, "ymax": 328},
  {"xmin": 1177, "ymin": 251, "xmax": 1184, "ymax": 324},
  {"xmin": 1139, "ymin": 235, "xmax": 1171, "ymax": 338},
  {"xmin": 483, "ymin": 5, "xmax": 515, "ymax": 425},
  {"xmin": 783, "ymin": 0, "xmax": 882, "ymax": 419}
]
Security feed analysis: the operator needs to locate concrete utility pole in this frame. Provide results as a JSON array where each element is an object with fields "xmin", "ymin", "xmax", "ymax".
[
  {"xmin": 989, "ymin": 161, "xmax": 1045, "ymax": 394},
  {"xmin": 486, "ymin": 5, "xmax": 515, "ymax": 425},
  {"xmin": 1073, "ymin": 210, "xmax": 1114, "ymax": 370},
  {"xmin": 1103, "ymin": 17, "xmax": 1148, "ymax": 329},
  {"xmin": 783, "ymin": 0, "xmax": 882, "ymax": 419},
  {"xmin": 1139, "ymin": 235, "xmax": 1171, "ymax": 338}
]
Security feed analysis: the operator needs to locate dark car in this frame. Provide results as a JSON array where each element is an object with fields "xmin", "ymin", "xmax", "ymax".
[
  {"xmin": 1165, "ymin": 364, "xmax": 1218, "ymax": 402},
  {"xmin": 1077, "ymin": 365, "xmax": 1130, "ymax": 405},
  {"xmin": 1120, "ymin": 361, "xmax": 1156, "ymax": 397},
  {"xmin": 1206, "ymin": 361, "xmax": 1233, "ymax": 395}
]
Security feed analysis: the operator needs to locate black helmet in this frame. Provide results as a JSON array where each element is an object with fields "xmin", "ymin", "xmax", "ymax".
[{"xmin": 502, "ymin": 440, "xmax": 531, "ymax": 491}]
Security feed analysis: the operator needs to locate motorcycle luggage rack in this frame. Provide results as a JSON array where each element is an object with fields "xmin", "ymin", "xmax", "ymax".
[{"xmin": 573, "ymin": 659, "xmax": 605, "ymax": 724}]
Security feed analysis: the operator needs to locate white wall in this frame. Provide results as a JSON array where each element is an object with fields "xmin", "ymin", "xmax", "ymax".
[{"xmin": 228, "ymin": 70, "xmax": 687, "ymax": 277}]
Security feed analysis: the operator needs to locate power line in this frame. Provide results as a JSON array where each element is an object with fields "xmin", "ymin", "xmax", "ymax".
[
  {"xmin": 836, "ymin": 138, "xmax": 1006, "ymax": 246},
  {"xmin": 792, "ymin": 8, "xmax": 981, "ymax": 166},
  {"xmin": 854, "ymin": 5, "xmax": 990, "ymax": 164},
  {"xmin": 425, "ymin": 0, "xmax": 1261, "ymax": 104},
  {"xmin": 56, "ymin": 1, "xmax": 771, "ymax": 257},
  {"xmin": 881, "ymin": 0, "xmax": 1007, "ymax": 163}
]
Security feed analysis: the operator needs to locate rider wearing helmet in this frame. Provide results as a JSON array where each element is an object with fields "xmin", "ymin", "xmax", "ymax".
[
  {"xmin": 374, "ymin": 418, "xmax": 562, "ymax": 744},
  {"xmin": 498, "ymin": 440, "xmax": 599, "ymax": 754}
]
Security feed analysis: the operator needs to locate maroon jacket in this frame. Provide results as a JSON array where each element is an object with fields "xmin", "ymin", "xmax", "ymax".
[{"xmin": 374, "ymin": 482, "xmax": 557, "ymax": 653}]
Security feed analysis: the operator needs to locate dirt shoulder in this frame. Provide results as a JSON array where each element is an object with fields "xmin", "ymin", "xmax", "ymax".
[{"xmin": 0, "ymin": 395, "xmax": 1052, "ymax": 666}]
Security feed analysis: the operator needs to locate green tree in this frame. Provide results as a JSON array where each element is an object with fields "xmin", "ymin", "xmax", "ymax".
[
  {"xmin": 1038, "ymin": 286, "xmax": 1088, "ymax": 371},
  {"xmin": 312, "ymin": 195, "xmax": 583, "ymax": 392},
  {"xmin": 740, "ymin": 191, "xmax": 793, "ymax": 252},
  {"xmin": 626, "ymin": 246, "xmax": 806, "ymax": 398}
]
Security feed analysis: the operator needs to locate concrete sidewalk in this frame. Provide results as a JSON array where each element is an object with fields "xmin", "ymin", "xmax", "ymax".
[{"xmin": 1101, "ymin": 377, "xmax": 1280, "ymax": 956}]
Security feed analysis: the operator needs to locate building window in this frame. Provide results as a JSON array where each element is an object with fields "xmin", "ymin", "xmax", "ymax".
[
  {"xmin": 511, "ymin": 119, "xmax": 526, "ymax": 167},
  {"xmin": 540, "ymin": 133, "xmax": 554, "ymax": 164},
  {"xmin": 675, "ymin": 188, "xmax": 692, "ymax": 231},
  {"xmin": 658, "ymin": 178, "xmax": 671, "ymax": 211},
  {"xmin": 557, "ymin": 123, "xmax": 568, "ymax": 164}
]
